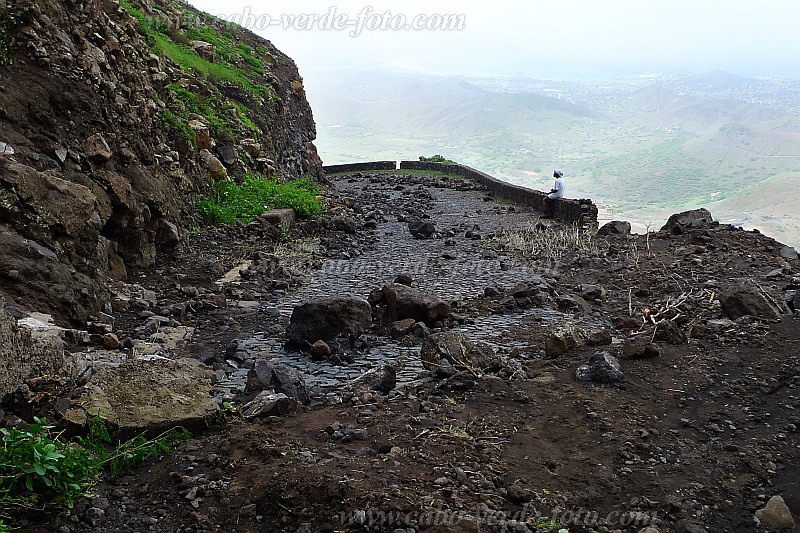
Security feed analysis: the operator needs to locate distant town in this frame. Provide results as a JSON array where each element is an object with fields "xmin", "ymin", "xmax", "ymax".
[{"xmin": 470, "ymin": 71, "xmax": 800, "ymax": 114}]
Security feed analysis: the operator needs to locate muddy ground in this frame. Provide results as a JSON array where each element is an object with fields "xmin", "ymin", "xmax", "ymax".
[{"xmin": 11, "ymin": 171, "xmax": 800, "ymax": 533}]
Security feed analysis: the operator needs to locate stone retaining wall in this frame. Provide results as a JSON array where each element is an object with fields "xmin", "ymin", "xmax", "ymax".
[
  {"xmin": 323, "ymin": 161, "xmax": 398, "ymax": 174},
  {"xmin": 322, "ymin": 160, "xmax": 598, "ymax": 226}
]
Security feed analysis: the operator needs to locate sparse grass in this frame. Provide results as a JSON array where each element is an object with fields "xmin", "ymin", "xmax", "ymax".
[
  {"xmin": 234, "ymin": 102, "xmax": 260, "ymax": 139},
  {"xmin": 198, "ymin": 175, "xmax": 323, "ymax": 224},
  {"xmin": 497, "ymin": 222, "xmax": 608, "ymax": 263},
  {"xmin": 160, "ymin": 109, "xmax": 196, "ymax": 148}
]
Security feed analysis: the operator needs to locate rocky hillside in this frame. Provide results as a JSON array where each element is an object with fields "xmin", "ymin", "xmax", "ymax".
[{"xmin": 0, "ymin": 0, "xmax": 321, "ymax": 324}]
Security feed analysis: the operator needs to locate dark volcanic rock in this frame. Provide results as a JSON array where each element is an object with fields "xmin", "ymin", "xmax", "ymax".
[
  {"xmin": 381, "ymin": 283, "xmax": 451, "ymax": 325},
  {"xmin": 247, "ymin": 360, "xmax": 310, "ymax": 404},
  {"xmin": 720, "ymin": 283, "xmax": 784, "ymax": 320},
  {"xmin": 420, "ymin": 332, "xmax": 500, "ymax": 377},
  {"xmin": 598, "ymin": 220, "xmax": 631, "ymax": 236},
  {"xmin": 576, "ymin": 352, "xmax": 625, "ymax": 383},
  {"xmin": 660, "ymin": 208, "xmax": 714, "ymax": 234},
  {"xmin": 408, "ymin": 218, "xmax": 436, "ymax": 239},
  {"xmin": 342, "ymin": 365, "xmax": 397, "ymax": 395},
  {"xmin": 285, "ymin": 297, "xmax": 373, "ymax": 348},
  {"xmin": 621, "ymin": 338, "xmax": 663, "ymax": 359}
]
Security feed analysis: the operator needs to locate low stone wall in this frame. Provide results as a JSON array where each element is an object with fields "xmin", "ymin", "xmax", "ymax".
[
  {"xmin": 399, "ymin": 161, "xmax": 598, "ymax": 226},
  {"xmin": 320, "ymin": 159, "xmax": 598, "ymax": 226},
  {"xmin": 323, "ymin": 161, "xmax": 397, "ymax": 174}
]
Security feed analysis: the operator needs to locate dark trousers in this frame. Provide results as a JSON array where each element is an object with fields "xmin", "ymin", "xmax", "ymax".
[{"xmin": 542, "ymin": 197, "xmax": 557, "ymax": 218}]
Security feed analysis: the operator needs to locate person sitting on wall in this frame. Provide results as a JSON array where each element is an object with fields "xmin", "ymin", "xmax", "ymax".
[{"xmin": 541, "ymin": 169, "xmax": 565, "ymax": 219}]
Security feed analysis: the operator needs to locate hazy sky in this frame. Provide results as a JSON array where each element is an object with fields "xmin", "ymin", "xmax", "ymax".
[{"xmin": 186, "ymin": 0, "xmax": 800, "ymax": 80}]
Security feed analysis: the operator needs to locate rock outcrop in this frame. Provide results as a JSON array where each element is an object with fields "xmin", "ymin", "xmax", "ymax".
[
  {"xmin": 0, "ymin": 307, "xmax": 64, "ymax": 398},
  {"xmin": 0, "ymin": 0, "xmax": 322, "ymax": 324}
]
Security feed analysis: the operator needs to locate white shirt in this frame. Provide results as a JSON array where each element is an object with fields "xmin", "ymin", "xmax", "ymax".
[{"xmin": 548, "ymin": 177, "xmax": 565, "ymax": 199}]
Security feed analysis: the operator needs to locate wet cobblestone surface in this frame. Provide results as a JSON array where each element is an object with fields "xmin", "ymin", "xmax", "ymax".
[{"xmin": 218, "ymin": 175, "xmax": 566, "ymax": 398}]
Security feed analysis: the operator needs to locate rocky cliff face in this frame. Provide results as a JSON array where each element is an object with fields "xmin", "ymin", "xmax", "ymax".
[{"xmin": 0, "ymin": 0, "xmax": 321, "ymax": 324}]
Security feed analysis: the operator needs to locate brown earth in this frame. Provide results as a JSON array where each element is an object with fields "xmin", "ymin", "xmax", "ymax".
[{"xmin": 7, "ymin": 171, "xmax": 800, "ymax": 533}]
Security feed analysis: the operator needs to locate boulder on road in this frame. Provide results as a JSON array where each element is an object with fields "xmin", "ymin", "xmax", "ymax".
[
  {"xmin": 408, "ymin": 218, "xmax": 436, "ymax": 239},
  {"xmin": 381, "ymin": 283, "xmax": 451, "ymax": 325},
  {"xmin": 285, "ymin": 297, "xmax": 373, "ymax": 348}
]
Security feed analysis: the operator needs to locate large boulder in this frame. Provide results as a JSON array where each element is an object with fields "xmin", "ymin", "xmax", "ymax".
[
  {"xmin": 341, "ymin": 365, "xmax": 397, "ymax": 397},
  {"xmin": 597, "ymin": 220, "xmax": 631, "ymax": 236},
  {"xmin": 720, "ymin": 283, "xmax": 784, "ymax": 320},
  {"xmin": 0, "ymin": 229, "xmax": 107, "ymax": 325},
  {"xmin": 199, "ymin": 149, "xmax": 228, "ymax": 179},
  {"xmin": 755, "ymin": 495, "xmax": 795, "ymax": 530},
  {"xmin": 241, "ymin": 391, "xmax": 297, "ymax": 418},
  {"xmin": 0, "ymin": 160, "xmax": 98, "ymax": 240},
  {"xmin": 73, "ymin": 357, "xmax": 220, "ymax": 438},
  {"xmin": 660, "ymin": 208, "xmax": 713, "ymax": 234},
  {"xmin": 381, "ymin": 283, "xmax": 451, "ymax": 325},
  {"xmin": 285, "ymin": 297, "xmax": 373, "ymax": 348},
  {"xmin": 84, "ymin": 133, "xmax": 112, "ymax": 162},
  {"xmin": 420, "ymin": 332, "xmax": 500, "ymax": 377},
  {"xmin": 780, "ymin": 246, "xmax": 798, "ymax": 262}
]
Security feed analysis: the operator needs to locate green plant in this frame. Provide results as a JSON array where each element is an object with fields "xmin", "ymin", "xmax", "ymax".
[
  {"xmin": 530, "ymin": 518, "xmax": 565, "ymax": 532},
  {"xmin": 198, "ymin": 175, "xmax": 323, "ymax": 224},
  {"xmin": 419, "ymin": 155, "xmax": 457, "ymax": 164},
  {"xmin": 0, "ymin": 2, "xmax": 22, "ymax": 66},
  {"xmin": 0, "ymin": 417, "xmax": 190, "ymax": 528}
]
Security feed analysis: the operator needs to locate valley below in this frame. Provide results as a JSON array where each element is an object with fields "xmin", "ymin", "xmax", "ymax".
[{"xmin": 308, "ymin": 69, "xmax": 800, "ymax": 248}]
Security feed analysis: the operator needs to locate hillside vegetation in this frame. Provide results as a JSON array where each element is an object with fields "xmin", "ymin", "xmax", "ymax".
[{"xmin": 0, "ymin": 0, "xmax": 321, "ymax": 323}]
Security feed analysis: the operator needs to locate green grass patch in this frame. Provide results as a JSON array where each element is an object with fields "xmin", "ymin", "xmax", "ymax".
[
  {"xmin": 0, "ymin": 417, "xmax": 190, "ymax": 530},
  {"xmin": 160, "ymin": 109, "xmax": 196, "ymax": 148},
  {"xmin": 118, "ymin": 1, "xmax": 271, "ymax": 99},
  {"xmin": 234, "ymin": 102, "xmax": 260, "ymax": 139},
  {"xmin": 198, "ymin": 175, "xmax": 323, "ymax": 223}
]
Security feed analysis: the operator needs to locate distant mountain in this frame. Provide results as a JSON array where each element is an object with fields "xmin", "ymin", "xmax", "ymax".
[
  {"xmin": 312, "ymin": 72, "xmax": 600, "ymax": 136},
  {"xmin": 710, "ymin": 172, "xmax": 800, "ymax": 248},
  {"xmin": 607, "ymin": 86, "xmax": 791, "ymax": 131}
]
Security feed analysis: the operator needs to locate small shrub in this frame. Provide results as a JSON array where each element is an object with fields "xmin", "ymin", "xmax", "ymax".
[
  {"xmin": 0, "ymin": 417, "xmax": 190, "ymax": 528},
  {"xmin": 198, "ymin": 175, "xmax": 323, "ymax": 224},
  {"xmin": 419, "ymin": 155, "xmax": 457, "ymax": 164}
]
